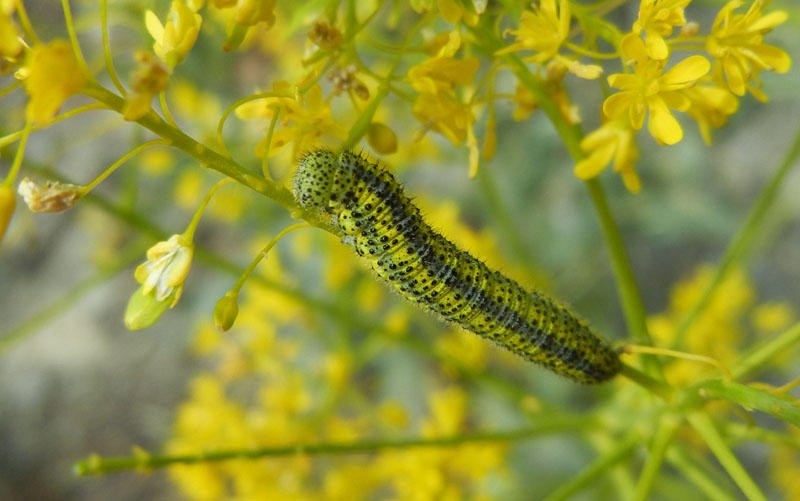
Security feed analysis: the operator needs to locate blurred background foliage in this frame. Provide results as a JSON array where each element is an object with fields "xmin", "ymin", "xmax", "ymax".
[{"xmin": 1, "ymin": 0, "xmax": 799, "ymax": 499}]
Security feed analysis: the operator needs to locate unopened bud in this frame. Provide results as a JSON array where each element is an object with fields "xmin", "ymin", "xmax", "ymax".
[
  {"xmin": 124, "ymin": 285, "xmax": 172, "ymax": 330},
  {"xmin": 213, "ymin": 290, "xmax": 239, "ymax": 331},
  {"xmin": 0, "ymin": 184, "xmax": 15, "ymax": 242},
  {"xmin": 680, "ymin": 22, "xmax": 700, "ymax": 38},
  {"xmin": 366, "ymin": 122, "xmax": 398, "ymax": 155},
  {"xmin": 17, "ymin": 177, "xmax": 80, "ymax": 213}
]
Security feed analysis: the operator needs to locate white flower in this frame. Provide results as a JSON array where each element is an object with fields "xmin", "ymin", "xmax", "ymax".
[{"xmin": 134, "ymin": 234, "xmax": 194, "ymax": 305}]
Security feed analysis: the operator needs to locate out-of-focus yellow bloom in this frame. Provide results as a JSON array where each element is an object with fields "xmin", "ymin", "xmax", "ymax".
[
  {"xmin": 752, "ymin": 302, "xmax": 795, "ymax": 333},
  {"xmin": 706, "ymin": 0, "xmax": 790, "ymax": 99},
  {"xmin": 412, "ymin": 91, "xmax": 473, "ymax": 146},
  {"xmin": 366, "ymin": 122, "xmax": 398, "ymax": 155},
  {"xmin": 0, "ymin": 2, "xmax": 23, "ymax": 68},
  {"xmin": 174, "ymin": 169, "xmax": 203, "ymax": 209},
  {"xmin": 498, "ymin": 0, "xmax": 601, "ymax": 79},
  {"xmin": 139, "ymin": 148, "xmax": 174, "ymax": 176},
  {"xmin": 683, "ymin": 83, "xmax": 738, "ymax": 145},
  {"xmin": 438, "ymin": 0, "xmax": 480, "ymax": 26},
  {"xmin": 436, "ymin": 329, "xmax": 488, "ymax": 370},
  {"xmin": 238, "ymin": 82, "xmax": 343, "ymax": 157},
  {"xmin": 134, "ymin": 234, "xmax": 194, "ymax": 305},
  {"xmin": 232, "ymin": 0, "xmax": 276, "ymax": 27},
  {"xmin": 22, "ymin": 40, "xmax": 85, "ymax": 123},
  {"xmin": 408, "ymin": 55, "xmax": 479, "ymax": 94},
  {"xmin": 633, "ymin": 0, "xmax": 691, "ymax": 60},
  {"xmin": 322, "ymin": 353, "xmax": 351, "ymax": 390},
  {"xmin": 17, "ymin": 177, "xmax": 80, "ymax": 213},
  {"xmin": 123, "ymin": 50, "xmax": 170, "ymax": 121},
  {"xmin": 145, "ymin": 0, "xmax": 202, "ymax": 68},
  {"xmin": 574, "ymin": 119, "xmax": 640, "ymax": 192},
  {"xmin": 604, "ymin": 34, "xmax": 710, "ymax": 145},
  {"xmin": 378, "ymin": 400, "xmax": 410, "ymax": 429},
  {"xmin": 0, "ymin": 183, "xmax": 15, "ymax": 242}
]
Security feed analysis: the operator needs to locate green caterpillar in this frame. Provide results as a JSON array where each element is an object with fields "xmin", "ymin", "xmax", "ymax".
[{"xmin": 294, "ymin": 149, "xmax": 621, "ymax": 383}]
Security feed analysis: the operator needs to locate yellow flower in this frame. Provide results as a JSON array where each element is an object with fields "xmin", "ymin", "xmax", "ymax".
[
  {"xmin": 407, "ymin": 55, "xmax": 480, "ymax": 94},
  {"xmin": 437, "ymin": 0, "xmax": 480, "ymax": 26},
  {"xmin": 134, "ymin": 234, "xmax": 194, "ymax": 305},
  {"xmin": 17, "ymin": 177, "xmax": 80, "ymax": 213},
  {"xmin": 238, "ymin": 82, "xmax": 343, "ymax": 157},
  {"xmin": 706, "ymin": 0, "xmax": 790, "ymax": 99},
  {"xmin": 752, "ymin": 302, "xmax": 794, "ymax": 333},
  {"xmin": 603, "ymin": 33, "xmax": 710, "ymax": 145},
  {"xmin": 683, "ymin": 82, "xmax": 738, "ymax": 145},
  {"xmin": 573, "ymin": 119, "xmax": 640, "ymax": 192},
  {"xmin": 412, "ymin": 91, "xmax": 473, "ymax": 146},
  {"xmin": 232, "ymin": 0, "xmax": 276, "ymax": 27},
  {"xmin": 22, "ymin": 40, "xmax": 86, "ymax": 124},
  {"xmin": 145, "ymin": 0, "xmax": 202, "ymax": 68},
  {"xmin": 497, "ymin": 0, "xmax": 601, "ymax": 79},
  {"xmin": 0, "ymin": 2, "xmax": 23, "ymax": 68},
  {"xmin": 633, "ymin": 0, "xmax": 691, "ymax": 60},
  {"xmin": 123, "ymin": 50, "xmax": 170, "ymax": 121},
  {"xmin": 0, "ymin": 183, "xmax": 15, "ymax": 242},
  {"xmin": 498, "ymin": 0, "xmax": 570, "ymax": 62}
]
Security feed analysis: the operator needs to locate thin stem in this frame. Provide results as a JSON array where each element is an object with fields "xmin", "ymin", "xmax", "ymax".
[
  {"xmin": 60, "ymin": 0, "xmax": 91, "ymax": 76},
  {"xmin": 634, "ymin": 417, "xmax": 680, "ymax": 501},
  {"xmin": 231, "ymin": 222, "xmax": 311, "ymax": 294},
  {"xmin": 619, "ymin": 363, "xmax": 673, "ymax": 400},
  {"xmin": 564, "ymin": 41, "xmax": 618, "ymax": 59},
  {"xmin": 731, "ymin": 321, "xmax": 800, "ymax": 380},
  {"xmin": 77, "ymin": 140, "xmax": 169, "ymax": 196},
  {"xmin": 3, "ymin": 117, "xmax": 31, "ymax": 186},
  {"xmin": 100, "ymin": 0, "xmax": 126, "ymax": 95},
  {"xmin": 665, "ymin": 446, "xmax": 737, "ymax": 501},
  {"xmin": 672, "ymin": 124, "xmax": 800, "ymax": 348},
  {"xmin": 13, "ymin": 0, "xmax": 38, "ymax": 45},
  {"xmin": 183, "ymin": 178, "xmax": 235, "ymax": 241},
  {"xmin": 680, "ymin": 379, "xmax": 800, "ymax": 427},
  {"xmin": 543, "ymin": 431, "xmax": 639, "ymax": 501},
  {"xmin": 159, "ymin": 91, "xmax": 178, "ymax": 127},
  {"xmin": 0, "ymin": 103, "xmax": 108, "ymax": 150},
  {"xmin": 0, "ymin": 80, "xmax": 22, "ymax": 100},
  {"xmin": 724, "ymin": 421, "xmax": 800, "ymax": 450},
  {"xmin": 686, "ymin": 412, "xmax": 766, "ymax": 501},
  {"xmin": 261, "ymin": 105, "xmax": 281, "ymax": 180},
  {"xmin": 625, "ymin": 344, "xmax": 731, "ymax": 379},
  {"xmin": 216, "ymin": 90, "xmax": 293, "ymax": 157},
  {"xmin": 74, "ymin": 426, "xmax": 564, "ymax": 476}
]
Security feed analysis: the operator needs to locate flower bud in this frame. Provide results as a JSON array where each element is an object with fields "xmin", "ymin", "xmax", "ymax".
[
  {"xmin": 123, "ymin": 50, "xmax": 170, "ymax": 121},
  {"xmin": 366, "ymin": 122, "xmax": 397, "ymax": 155},
  {"xmin": 134, "ymin": 234, "xmax": 194, "ymax": 306},
  {"xmin": 124, "ymin": 284, "xmax": 172, "ymax": 330},
  {"xmin": 0, "ymin": 183, "xmax": 15, "ymax": 242},
  {"xmin": 213, "ymin": 290, "xmax": 239, "ymax": 331},
  {"xmin": 308, "ymin": 21, "xmax": 343, "ymax": 49},
  {"xmin": 17, "ymin": 177, "xmax": 80, "ymax": 213}
]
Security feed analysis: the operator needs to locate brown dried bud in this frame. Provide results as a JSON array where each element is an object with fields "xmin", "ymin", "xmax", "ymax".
[
  {"xmin": 308, "ymin": 21, "xmax": 343, "ymax": 49},
  {"xmin": 17, "ymin": 177, "xmax": 80, "ymax": 213}
]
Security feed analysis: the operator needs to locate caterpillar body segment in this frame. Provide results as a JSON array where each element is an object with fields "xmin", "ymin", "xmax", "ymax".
[{"xmin": 294, "ymin": 149, "xmax": 621, "ymax": 383}]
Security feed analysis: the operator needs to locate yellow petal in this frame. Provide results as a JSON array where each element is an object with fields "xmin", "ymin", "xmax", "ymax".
[
  {"xmin": 723, "ymin": 55, "xmax": 746, "ymax": 95},
  {"xmin": 145, "ymin": 10, "xmax": 165, "ymax": 41},
  {"xmin": 608, "ymin": 73, "xmax": 639, "ymax": 90},
  {"xmin": 620, "ymin": 165, "xmax": 641, "ymax": 193},
  {"xmin": 748, "ymin": 10, "xmax": 787, "ymax": 32},
  {"xmin": 602, "ymin": 91, "xmax": 634, "ymax": 119},
  {"xmin": 748, "ymin": 44, "xmax": 791, "ymax": 73},
  {"xmin": 661, "ymin": 55, "xmax": 710, "ymax": 89},
  {"xmin": 574, "ymin": 141, "xmax": 616, "ymax": 180},
  {"xmin": 648, "ymin": 97, "xmax": 683, "ymax": 145},
  {"xmin": 645, "ymin": 32, "xmax": 669, "ymax": 60}
]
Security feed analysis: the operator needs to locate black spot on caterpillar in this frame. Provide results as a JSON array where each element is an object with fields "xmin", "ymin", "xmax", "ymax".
[{"xmin": 294, "ymin": 149, "xmax": 621, "ymax": 383}]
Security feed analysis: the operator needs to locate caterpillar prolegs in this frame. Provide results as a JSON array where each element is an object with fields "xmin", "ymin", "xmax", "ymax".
[{"xmin": 294, "ymin": 150, "xmax": 621, "ymax": 383}]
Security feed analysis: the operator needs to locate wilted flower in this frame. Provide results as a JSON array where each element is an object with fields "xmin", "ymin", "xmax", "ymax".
[
  {"xmin": 123, "ymin": 50, "xmax": 170, "ymax": 121},
  {"xmin": 17, "ymin": 177, "xmax": 80, "ymax": 213}
]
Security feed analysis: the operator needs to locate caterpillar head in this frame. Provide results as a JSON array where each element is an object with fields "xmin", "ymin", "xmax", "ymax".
[{"xmin": 294, "ymin": 149, "xmax": 338, "ymax": 209}]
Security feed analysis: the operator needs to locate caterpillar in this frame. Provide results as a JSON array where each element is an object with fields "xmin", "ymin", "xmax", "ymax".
[{"xmin": 293, "ymin": 149, "xmax": 621, "ymax": 383}]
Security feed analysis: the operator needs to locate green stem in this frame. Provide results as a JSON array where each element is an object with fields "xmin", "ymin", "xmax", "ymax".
[
  {"xmin": 216, "ymin": 90, "xmax": 293, "ymax": 157},
  {"xmin": 634, "ymin": 417, "xmax": 680, "ymax": 501},
  {"xmin": 665, "ymin": 446, "xmax": 737, "ymax": 501},
  {"xmin": 619, "ymin": 363, "xmax": 673, "ymax": 400},
  {"xmin": 0, "ymin": 80, "xmax": 22, "ymax": 100},
  {"xmin": 686, "ymin": 412, "xmax": 766, "ymax": 501},
  {"xmin": 230, "ymin": 222, "xmax": 311, "ymax": 293},
  {"xmin": 672, "ymin": 124, "xmax": 800, "ymax": 348},
  {"xmin": 3, "ymin": 117, "xmax": 31, "ymax": 186},
  {"xmin": 77, "ymin": 140, "xmax": 168, "ymax": 196},
  {"xmin": 100, "ymin": 0, "xmax": 126, "ymax": 95},
  {"xmin": 680, "ymin": 379, "xmax": 800, "ymax": 427},
  {"xmin": 0, "ymin": 103, "xmax": 108, "ymax": 151},
  {"xmin": 724, "ymin": 421, "xmax": 800, "ymax": 449},
  {"xmin": 60, "ymin": 0, "xmax": 91, "ymax": 77},
  {"xmin": 158, "ymin": 91, "xmax": 178, "ymax": 127},
  {"xmin": 183, "ymin": 178, "xmax": 235, "ymax": 241},
  {"xmin": 74, "ymin": 425, "xmax": 570, "ymax": 476},
  {"xmin": 732, "ymin": 321, "xmax": 800, "ymax": 380},
  {"xmin": 543, "ymin": 431, "xmax": 639, "ymax": 501},
  {"xmin": 261, "ymin": 105, "xmax": 281, "ymax": 180}
]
